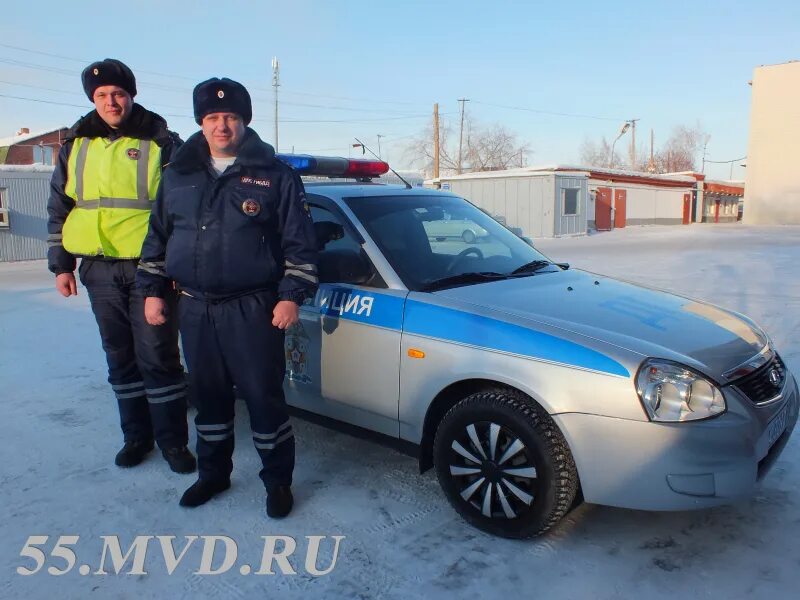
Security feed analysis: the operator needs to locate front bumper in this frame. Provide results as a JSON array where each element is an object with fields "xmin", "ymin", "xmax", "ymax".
[{"xmin": 553, "ymin": 371, "xmax": 799, "ymax": 511}]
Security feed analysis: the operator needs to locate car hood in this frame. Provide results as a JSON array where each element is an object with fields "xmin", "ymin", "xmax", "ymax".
[{"xmin": 433, "ymin": 269, "xmax": 767, "ymax": 379}]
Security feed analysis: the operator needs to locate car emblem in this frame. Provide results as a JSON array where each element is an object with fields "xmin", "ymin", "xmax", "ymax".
[
  {"xmin": 242, "ymin": 199, "xmax": 260, "ymax": 216},
  {"xmin": 126, "ymin": 148, "xmax": 140, "ymax": 160},
  {"xmin": 769, "ymin": 369, "xmax": 781, "ymax": 386},
  {"xmin": 218, "ymin": 90, "xmax": 225, "ymax": 99}
]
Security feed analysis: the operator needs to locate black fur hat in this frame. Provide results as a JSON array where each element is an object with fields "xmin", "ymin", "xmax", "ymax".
[
  {"xmin": 81, "ymin": 59, "xmax": 137, "ymax": 100},
  {"xmin": 193, "ymin": 78, "xmax": 252, "ymax": 125}
]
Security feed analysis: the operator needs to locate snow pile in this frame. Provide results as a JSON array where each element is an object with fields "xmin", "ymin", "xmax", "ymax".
[{"xmin": 1, "ymin": 224, "xmax": 798, "ymax": 599}]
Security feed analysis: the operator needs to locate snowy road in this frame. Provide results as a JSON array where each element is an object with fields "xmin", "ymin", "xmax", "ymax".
[{"xmin": 1, "ymin": 223, "xmax": 798, "ymax": 599}]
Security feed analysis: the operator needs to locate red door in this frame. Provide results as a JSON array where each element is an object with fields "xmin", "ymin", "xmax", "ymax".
[
  {"xmin": 595, "ymin": 187, "xmax": 612, "ymax": 230},
  {"xmin": 714, "ymin": 199, "xmax": 720, "ymax": 223},
  {"xmin": 614, "ymin": 189, "xmax": 627, "ymax": 228},
  {"xmin": 682, "ymin": 193, "xmax": 691, "ymax": 224}
]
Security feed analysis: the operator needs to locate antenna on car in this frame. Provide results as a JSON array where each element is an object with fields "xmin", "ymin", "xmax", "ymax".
[{"xmin": 353, "ymin": 138, "xmax": 412, "ymax": 189}]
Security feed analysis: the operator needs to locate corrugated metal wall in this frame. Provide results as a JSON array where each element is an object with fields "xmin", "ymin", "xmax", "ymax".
[
  {"xmin": 444, "ymin": 175, "xmax": 558, "ymax": 237},
  {"xmin": 553, "ymin": 175, "xmax": 588, "ymax": 236},
  {"xmin": 0, "ymin": 169, "xmax": 53, "ymax": 262}
]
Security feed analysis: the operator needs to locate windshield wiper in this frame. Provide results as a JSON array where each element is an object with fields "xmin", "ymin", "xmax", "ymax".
[
  {"xmin": 420, "ymin": 271, "xmax": 508, "ymax": 292},
  {"xmin": 510, "ymin": 260, "xmax": 553, "ymax": 275}
]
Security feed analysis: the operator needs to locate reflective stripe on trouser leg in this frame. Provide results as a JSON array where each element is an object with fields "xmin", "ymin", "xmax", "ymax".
[
  {"xmin": 129, "ymin": 276, "xmax": 188, "ymax": 449},
  {"xmin": 84, "ymin": 263, "xmax": 153, "ymax": 442},
  {"xmin": 212, "ymin": 290, "xmax": 295, "ymax": 491},
  {"xmin": 111, "ymin": 380, "xmax": 152, "ymax": 442},
  {"xmin": 178, "ymin": 294, "xmax": 236, "ymax": 483}
]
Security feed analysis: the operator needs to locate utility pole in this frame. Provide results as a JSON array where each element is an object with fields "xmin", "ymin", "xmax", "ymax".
[
  {"xmin": 629, "ymin": 118, "xmax": 639, "ymax": 169},
  {"xmin": 271, "ymin": 57, "xmax": 280, "ymax": 151},
  {"xmin": 376, "ymin": 134, "xmax": 385, "ymax": 159},
  {"xmin": 701, "ymin": 140, "xmax": 708, "ymax": 174},
  {"xmin": 433, "ymin": 103, "xmax": 440, "ymax": 180},
  {"xmin": 647, "ymin": 128, "xmax": 655, "ymax": 173},
  {"xmin": 457, "ymin": 98, "xmax": 470, "ymax": 174}
]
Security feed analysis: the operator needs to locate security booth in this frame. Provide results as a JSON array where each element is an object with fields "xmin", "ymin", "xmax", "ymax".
[{"xmin": 436, "ymin": 167, "xmax": 590, "ymax": 238}]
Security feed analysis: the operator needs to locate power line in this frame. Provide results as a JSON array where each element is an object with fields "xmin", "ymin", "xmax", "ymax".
[
  {"xmin": 0, "ymin": 42, "xmax": 198, "ymax": 81},
  {"xmin": 704, "ymin": 156, "xmax": 746, "ymax": 164},
  {"xmin": 472, "ymin": 100, "xmax": 624, "ymax": 122},
  {"xmin": 0, "ymin": 92, "xmax": 88, "ymax": 109},
  {"xmin": 0, "ymin": 92, "xmax": 443, "ymax": 124},
  {"xmin": 0, "ymin": 42, "xmax": 421, "ymax": 106},
  {"xmin": 0, "ymin": 58, "xmax": 191, "ymax": 93},
  {"xmin": 0, "ymin": 77, "xmax": 419, "ymax": 115},
  {"xmin": 0, "ymin": 61, "xmax": 424, "ymax": 115},
  {"xmin": 0, "ymin": 79, "xmax": 85, "ymax": 97}
]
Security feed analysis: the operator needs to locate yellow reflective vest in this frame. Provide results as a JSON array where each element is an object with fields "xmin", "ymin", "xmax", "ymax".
[{"xmin": 62, "ymin": 136, "xmax": 162, "ymax": 258}]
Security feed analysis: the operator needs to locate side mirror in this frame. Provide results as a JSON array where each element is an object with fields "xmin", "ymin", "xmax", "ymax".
[{"xmin": 313, "ymin": 221, "xmax": 344, "ymax": 250}]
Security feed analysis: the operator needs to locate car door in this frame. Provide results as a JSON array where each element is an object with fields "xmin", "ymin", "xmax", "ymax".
[{"xmin": 283, "ymin": 198, "xmax": 405, "ymax": 438}]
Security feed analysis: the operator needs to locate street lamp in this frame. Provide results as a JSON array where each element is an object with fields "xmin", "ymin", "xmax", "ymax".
[
  {"xmin": 609, "ymin": 121, "xmax": 631, "ymax": 169},
  {"xmin": 376, "ymin": 134, "xmax": 385, "ymax": 159}
]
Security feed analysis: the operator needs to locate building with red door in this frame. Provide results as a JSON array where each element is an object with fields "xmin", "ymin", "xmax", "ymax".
[{"xmin": 434, "ymin": 165, "xmax": 703, "ymax": 238}]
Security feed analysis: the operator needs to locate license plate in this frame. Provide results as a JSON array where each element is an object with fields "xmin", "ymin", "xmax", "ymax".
[{"xmin": 767, "ymin": 403, "xmax": 789, "ymax": 447}]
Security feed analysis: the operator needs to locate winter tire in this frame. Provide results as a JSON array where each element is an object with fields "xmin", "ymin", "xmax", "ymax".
[{"xmin": 433, "ymin": 388, "xmax": 579, "ymax": 538}]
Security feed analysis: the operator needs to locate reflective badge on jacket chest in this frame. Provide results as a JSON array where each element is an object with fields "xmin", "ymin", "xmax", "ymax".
[{"xmin": 241, "ymin": 199, "xmax": 261, "ymax": 217}]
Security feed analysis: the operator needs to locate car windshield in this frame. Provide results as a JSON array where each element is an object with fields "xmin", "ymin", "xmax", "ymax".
[{"xmin": 345, "ymin": 194, "xmax": 558, "ymax": 291}]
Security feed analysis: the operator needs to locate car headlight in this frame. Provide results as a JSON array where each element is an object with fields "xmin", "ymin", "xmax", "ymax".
[{"xmin": 635, "ymin": 360, "xmax": 726, "ymax": 422}]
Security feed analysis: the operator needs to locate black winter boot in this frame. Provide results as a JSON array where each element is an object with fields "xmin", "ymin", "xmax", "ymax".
[
  {"xmin": 266, "ymin": 485, "xmax": 293, "ymax": 518},
  {"xmin": 115, "ymin": 439, "xmax": 154, "ymax": 467},
  {"xmin": 179, "ymin": 479, "xmax": 231, "ymax": 507},
  {"xmin": 162, "ymin": 446, "xmax": 197, "ymax": 474}
]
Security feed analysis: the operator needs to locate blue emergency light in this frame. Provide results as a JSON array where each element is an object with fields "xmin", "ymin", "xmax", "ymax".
[{"xmin": 276, "ymin": 153, "xmax": 390, "ymax": 179}]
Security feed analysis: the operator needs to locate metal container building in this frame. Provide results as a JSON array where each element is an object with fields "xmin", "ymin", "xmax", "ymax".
[
  {"xmin": 0, "ymin": 165, "xmax": 54, "ymax": 262},
  {"xmin": 436, "ymin": 168, "xmax": 590, "ymax": 238}
]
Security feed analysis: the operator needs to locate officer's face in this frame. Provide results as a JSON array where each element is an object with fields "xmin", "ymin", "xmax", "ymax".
[
  {"xmin": 202, "ymin": 112, "xmax": 246, "ymax": 158},
  {"xmin": 93, "ymin": 85, "xmax": 133, "ymax": 128}
]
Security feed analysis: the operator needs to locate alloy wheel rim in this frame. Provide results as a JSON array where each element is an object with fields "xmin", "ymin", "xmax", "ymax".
[{"xmin": 448, "ymin": 421, "xmax": 538, "ymax": 519}]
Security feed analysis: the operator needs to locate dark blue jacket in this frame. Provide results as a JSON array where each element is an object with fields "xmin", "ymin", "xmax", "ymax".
[{"xmin": 136, "ymin": 128, "xmax": 318, "ymax": 303}]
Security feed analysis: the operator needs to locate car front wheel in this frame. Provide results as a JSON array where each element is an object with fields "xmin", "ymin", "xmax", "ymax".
[{"xmin": 433, "ymin": 388, "xmax": 579, "ymax": 538}]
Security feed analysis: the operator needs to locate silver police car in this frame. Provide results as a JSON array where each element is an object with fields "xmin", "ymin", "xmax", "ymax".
[{"xmin": 280, "ymin": 155, "xmax": 798, "ymax": 538}]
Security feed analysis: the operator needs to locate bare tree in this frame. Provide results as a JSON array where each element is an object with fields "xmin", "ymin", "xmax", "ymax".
[
  {"xmin": 579, "ymin": 122, "xmax": 710, "ymax": 173},
  {"xmin": 579, "ymin": 137, "xmax": 625, "ymax": 169},
  {"xmin": 465, "ymin": 123, "xmax": 531, "ymax": 171},
  {"xmin": 405, "ymin": 113, "xmax": 530, "ymax": 176},
  {"xmin": 405, "ymin": 120, "xmax": 459, "ymax": 176},
  {"xmin": 654, "ymin": 123, "xmax": 710, "ymax": 173}
]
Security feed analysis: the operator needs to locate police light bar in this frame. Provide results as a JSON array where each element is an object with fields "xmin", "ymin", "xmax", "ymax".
[{"xmin": 276, "ymin": 153, "xmax": 390, "ymax": 179}]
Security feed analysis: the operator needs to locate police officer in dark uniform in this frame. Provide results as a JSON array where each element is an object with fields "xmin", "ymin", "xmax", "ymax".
[
  {"xmin": 48, "ymin": 59, "xmax": 195, "ymax": 473},
  {"xmin": 137, "ymin": 78, "xmax": 318, "ymax": 518}
]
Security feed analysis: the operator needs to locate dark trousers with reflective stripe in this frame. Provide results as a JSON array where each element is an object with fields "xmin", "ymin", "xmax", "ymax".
[
  {"xmin": 178, "ymin": 290, "xmax": 294, "ymax": 492},
  {"xmin": 79, "ymin": 258, "xmax": 188, "ymax": 448}
]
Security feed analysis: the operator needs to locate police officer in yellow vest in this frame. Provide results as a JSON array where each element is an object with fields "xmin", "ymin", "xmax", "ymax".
[{"xmin": 47, "ymin": 59, "xmax": 196, "ymax": 473}]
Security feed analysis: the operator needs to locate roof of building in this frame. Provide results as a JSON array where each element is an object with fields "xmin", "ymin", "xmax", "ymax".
[
  {"xmin": 0, "ymin": 127, "xmax": 67, "ymax": 148},
  {"xmin": 0, "ymin": 164, "xmax": 56, "ymax": 173},
  {"xmin": 437, "ymin": 164, "xmax": 697, "ymax": 187}
]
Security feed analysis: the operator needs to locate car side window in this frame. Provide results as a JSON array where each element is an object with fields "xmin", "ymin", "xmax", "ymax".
[{"xmin": 310, "ymin": 204, "xmax": 386, "ymax": 288}]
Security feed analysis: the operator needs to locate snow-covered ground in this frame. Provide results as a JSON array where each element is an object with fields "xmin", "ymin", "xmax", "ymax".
[{"xmin": 1, "ymin": 223, "xmax": 798, "ymax": 599}]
